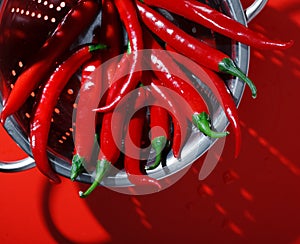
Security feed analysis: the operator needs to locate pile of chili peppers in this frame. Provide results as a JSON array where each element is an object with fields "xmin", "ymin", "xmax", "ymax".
[{"xmin": 0, "ymin": 0, "xmax": 293, "ymax": 197}]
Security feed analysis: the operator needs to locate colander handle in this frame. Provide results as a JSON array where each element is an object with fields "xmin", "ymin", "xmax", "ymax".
[
  {"xmin": 245, "ymin": 0, "xmax": 268, "ymax": 23},
  {"xmin": 0, "ymin": 118, "xmax": 36, "ymax": 172},
  {"xmin": 0, "ymin": 157, "xmax": 35, "ymax": 172}
]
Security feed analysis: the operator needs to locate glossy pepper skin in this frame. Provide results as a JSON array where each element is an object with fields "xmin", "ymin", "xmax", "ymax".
[
  {"xmin": 143, "ymin": 33, "xmax": 228, "ymax": 139},
  {"xmin": 99, "ymin": 0, "xmax": 123, "ymax": 62},
  {"xmin": 165, "ymin": 45, "xmax": 241, "ymax": 158},
  {"xmin": 147, "ymin": 105, "xmax": 170, "ymax": 170},
  {"xmin": 30, "ymin": 44, "xmax": 105, "ymax": 183},
  {"xmin": 136, "ymin": 1, "xmax": 257, "ymax": 99},
  {"xmin": 1, "ymin": 0, "xmax": 101, "ymax": 124},
  {"xmin": 140, "ymin": 0, "xmax": 293, "ymax": 50},
  {"xmin": 71, "ymin": 59, "xmax": 102, "ymax": 180},
  {"xmin": 124, "ymin": 98, "xmax": 161, "ymax": 189},
  {"xmin": 71, "ymin": 0, "xmax": 122, "ymax": 180},
  {"xmin": 79, "ymin": 80, "xmax": 123, "ymax": 197},
  {"xmin": 146, "ymin": 77, "xmax": 190, "ymax": 159},
  {"xmin": 80, "ymin": 74, "xmax": 149, "ymax": 197},
  {"xmin": 93, "ymin": 50, "xmax": 131, "ymax": 113},
  {"xmin": 95, "ymin": 0, "xmax": 143, "ymax": 113},
  {"xmin": 96, "ymin": 57, "xmax": 130, "ymax": 170},
  {"xmin": 78, "ymin": 0, "xmax": 125, "ymax": 197},
  {"xmin": 204, "ymin": 68, "xmax": 242, "ymax": 158}
]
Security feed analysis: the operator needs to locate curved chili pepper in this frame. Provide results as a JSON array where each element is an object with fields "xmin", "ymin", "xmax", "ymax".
[
  {"xmin": 171, "ymin": 115, "xmax": 187, "ymax": 158},
  {"xmin": 93, "ymin": 45, "xmax": 131, "ymax": 113},
  {"xmin": 147, "ymin": 105, "xmax": 170, "ymax": 170},
  {"xmin": 0, "ymin": 0, "xmax": 101, "ymax": 124},
  {"xmin": 140, "ymin": 0, "xmax": 293, "ymax": 50},
  {"xmin": 80, "ymin": 80, "xmax": 149, "ymax": 197},
  {"xmin": 202, "ymin": 67, "xmax": 242, "ymax": 158},
  {"xmin": 79, "ymin": 99, "xmax": 121, "ymax": 197},
  {"xmin": 144, "ymin": 33, "xmax": 228, "ymax": 139},
  {"xmin": 147, "ymin": 77, "xmax": 190, "ymax": 159},
  {"xmin": 78, "ymin": 3, "xmax": 126, "ymax": 197},
  {"xmin": 80, "ymin": 51, "xmax": 131, "ymax": 198},
  {"xmin": 124, "ymin": 102, "xmax": 161, "ymax": 189},
  {"xmin": 165, "ymin": 45, "xmax": 242, "ymax": 158},
  {"xmin": 71, "ymin": 59, "xmax": 102, "ymax": 180},
  {"xmin": 30, "ymin": 44, "xmax": 105, "ymax": 183},
  {"xmin": 71, "ymin": 0, "xmax": 122, "ymax": 180},
  {"xmin": 94, "ymin": 0, "xmax": 143, "ymax": 113},
  {"xmin": 136, "ymin": 1, "xmax": 257, "ymax": 99},
  {"xmin": 140, "ymin": 71, "xmax": 171, "ymax": 168},
  {"xmin": 79, "ymin": 110, "xmax": 120, "ymax": 198},
  {"xmin": 100, "ymin": 0, "xmax": 123, "ymax": 61}
]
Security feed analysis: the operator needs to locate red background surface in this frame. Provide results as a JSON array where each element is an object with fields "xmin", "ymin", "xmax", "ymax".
[{"xmin": 1, "ymin": 0, "xmax": 300, "ymax": 243}]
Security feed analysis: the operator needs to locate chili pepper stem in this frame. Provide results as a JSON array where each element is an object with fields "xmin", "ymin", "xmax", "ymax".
[
  {"xmin": 79, "ymin": 159, "xmax": 110, "ymax": 198},
  {"xmin": 146, "ymin": 136, "xmax": 167, "ymax": 170},
  {"xmin": 89, "ymin": 43, "xmax": 107, "ymax": 52},
  {"xmin": 219, "ymin": 58, "xmax": 257, "ymax": 98},
  {"xmin": 70, "ymin": 154, "xmax": 85, "ymax": 181},
  {"xmin": 192, "ymin": 112, "xmax": 229, "ymax": 138}
]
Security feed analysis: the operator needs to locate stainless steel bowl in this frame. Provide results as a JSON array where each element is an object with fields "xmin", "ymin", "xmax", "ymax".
[{"xmin": 0, "ymin": 0, "xmax": 268, "ymax": 191}]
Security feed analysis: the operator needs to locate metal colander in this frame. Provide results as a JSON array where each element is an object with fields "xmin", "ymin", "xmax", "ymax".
[{"xmin": 0, "ymin": 0, "xmax": 268, "ymax": 188}]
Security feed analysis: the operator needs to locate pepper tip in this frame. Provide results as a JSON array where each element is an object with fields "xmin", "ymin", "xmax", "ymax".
[
  {"xmin": 0, "ymin": 110, "xmax": 7, "ymax": 125},
  {"xmin": 79, "ymin": 191, "xmax": 86, "ymax": 198},
  {"xmin": 285, "ymin": 39, "xmax": 294, "ymax": 49},
  {"xmin": 49, "ymin": 174, "xmax": 61, "ymax": 184}
]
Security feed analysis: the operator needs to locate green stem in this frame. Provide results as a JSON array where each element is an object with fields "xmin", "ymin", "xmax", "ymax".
[
  {"xmin": 127, "ymin": 41, "xmax": 132, "ymax": 54},
  {"xmin": 71, "ymin": 134, "xmax": 99, "ymax": 181},
  {"xmin": 70, "ymin": 154, "xmax": 85, "ymax": 181},
  {"xmin": 219, "ymin": 57, "xmax": 257, "ymax": 98},
  {"xmin": 79, "ymin": 159, "xmax": 110, "ymax": 198},
  {"xmin": 192, "ymin": 112, "xmax": 229, "ymax": 138},
  {"xmin": 89, "ymin": 43, "xmax": 107, "ymax": 52},
  {"xmin": 146, "ymin": 136, "xmax": 167, "ymax": 170}
]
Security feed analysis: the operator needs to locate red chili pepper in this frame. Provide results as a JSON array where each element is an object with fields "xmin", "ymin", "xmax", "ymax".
[
  {"xmin": 94, "ymin": 49, "xmax": 131, "ymax": 112},
  {"xmin": 94, "ymin": 0, "xmax": 143, "ymax": 113},
  {"xmin": 78, "ymin": 2, "xmax": 126, "ymax": 197},
  {"xmin": 140, "ymin": 0, "xmax": 293, "ymax": 50},
  {"xmin": 124, "ymin": 104, "xmax": 161, "ymax": 189},
  {"xmin": 144, "ymin": 33, "xmax": 228, "ymax": 139},
  {"xmin": 79, "ymin": 50, "xmax": 130, "ymax": 198},
  {"xmin": 147, "ymin": 105, "xmax": 170, "ymax": 170},
  {"xmin": 171, "ymin": 115, "xmax": 187, "ymax": 159},
  {"xmin": 146, "ymin": 77, "xmax": 190, "ymax": 158},
  {"xmin": 139, "ymin": 71, "xmax": 171, "ymax": 168},
  {"xmin": 0, "ymin": 0, "xmax": 101, "ymax": 124},
  {"xmin": 99, "ymin": 0, "xmax": 123, "ymax": 61},
  {"xmin": 136, "ymin": 1, "xmax": 257, "ymax": 98},
  {"xmin": 79, "ymin": 75, "xmax": 124, "ymax": 198},
  {"xmin": 203, "ymin": 67, "xmax": 242, "ymax": 158},
  {"xmin": 71, "ymin": 0, "xmax": 122, "ymax": 180},
  {"xmin": 71, "ymin": 58, "xmax": 102, "ymax": 180},
  {"xmin": 79, "ymin": 108, "xmax": 121, "ymax": 197},
  {"xmin": 79, "ymin": 76, "xmax": 148, "ymax": 197},
  {"xmin": 165, "ymin": 45, "xmax": 241, "ymax": 158},
  {"xmin": 30, "ymin": 44, "xmax": 105, "ymax": 183}
]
